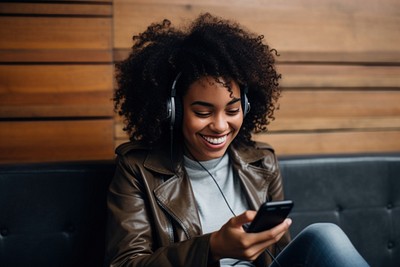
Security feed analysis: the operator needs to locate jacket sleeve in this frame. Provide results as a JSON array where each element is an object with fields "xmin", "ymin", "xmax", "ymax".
[
  {"xmin": 263, "ymin": 149, "xmax": 291, "ymax": 254},
  {"xmin": 105, "ymin": 155, "xmax": 213, "ymax": 267}
]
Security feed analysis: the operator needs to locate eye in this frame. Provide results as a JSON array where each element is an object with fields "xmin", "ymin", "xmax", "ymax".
[
  {"xmin": 194, "ymin": 111, "xmax": 211, "ymax": 117},
  {"xmin": 227, "ymin": 108, "xmax": 240, "ymax": 116}
]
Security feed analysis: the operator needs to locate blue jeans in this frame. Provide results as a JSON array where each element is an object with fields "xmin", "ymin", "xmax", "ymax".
[{"xmin": 270, "ymin": 223, "xmax": 370, "ymax": 267}]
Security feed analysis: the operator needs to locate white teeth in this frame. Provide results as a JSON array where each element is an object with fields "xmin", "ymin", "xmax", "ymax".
[{"xmin": 202, "ymin": 135, "xmax": 227, "ymax": 145}]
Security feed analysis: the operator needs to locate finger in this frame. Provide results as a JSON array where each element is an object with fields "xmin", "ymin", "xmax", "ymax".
[
  {"xmin": 269, "ymin": 218, "xmax": 292, "ymax": 235},
  {"xmin": 247, "ymin": 222, "xmax": 290, "ymax": 257},
  {"xmin": 248, "ymin": 230, "xmax": 287, "ymax": 259},
  {"xmin": 248, "ymin": 218, "xmax": 292, "ymax": 244},
  {"xmin": 239, "ymin": 229, "xmax": 289, "ymax": 261},
  {"xmin": 230, "ymin": 210, "xmax": 257, "ymax": 227}
]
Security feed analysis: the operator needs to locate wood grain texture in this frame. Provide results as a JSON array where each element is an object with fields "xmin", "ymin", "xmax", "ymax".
[
  {"xmin": 0, "ymin": 17, "xmax": 112, "ymax": 50},
  {"xmin": 0, "ymin": 1, "xmax": 115, "ymax": 163},
  {"xmin": 275, "ymin": 90, "xmax": 400, "ymax": 118},
  {"xmin": 114, "ymin": 49, "xmax": 400, "ymax": 64},
  {"xmin": 0, "ymin": 49, "xmax": 113, "ymax": 63},
  {"xmin": 0, "ymin": 119, "xmax": 115, "ymax": 163},
  {"xmin": 279, "ymin": 65, "xmax": 400, "ymax": 88},
  {"xmin": 252, "ymin": 130, "xmax": 400, "ymax": 155},
  {"xmin": 0, "ymin": 3, "xmax": 112, "ymax": 16},
  {"xmin": 0, "ymin": 65, "xmax": 113, "ymax": 93},
  {"xmin": 0, "ymin": 64, "xmax": 114, "ymax": 117},
  {"xmin": 113, "ymin": 0, "xmax": 400, "ymax": 54}
]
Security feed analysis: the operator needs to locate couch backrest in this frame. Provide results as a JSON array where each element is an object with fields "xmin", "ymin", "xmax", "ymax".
[
  {"xmin": 0, "ymin": 161, "xmax": 115, "ymax": 267},
  {"xmin": 279, "ymin": 153, "xmax": 400, "ymax": 267}
]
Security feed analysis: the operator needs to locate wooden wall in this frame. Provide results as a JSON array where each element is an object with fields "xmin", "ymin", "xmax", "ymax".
[
  {"xmin": 0, "ymin": 1, "xmax": 115, "ymax": 163},
  {"xmin": 1, "ymin": 0, "xmax": 399, "ymax": 163},
  {"xmin": 114, "ymin": 0, "xmax": 400, "ymax": 156}
]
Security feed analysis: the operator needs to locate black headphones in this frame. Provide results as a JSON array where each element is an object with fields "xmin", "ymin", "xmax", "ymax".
[{"xmin": 166, "ymin": 72, "xmax": 250, "ymax": 130}]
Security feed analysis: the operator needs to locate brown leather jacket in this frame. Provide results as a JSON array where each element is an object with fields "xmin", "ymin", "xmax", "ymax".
[{"xmin": 106, "ymin": 141, "xmax": 290, "ymax": 267}]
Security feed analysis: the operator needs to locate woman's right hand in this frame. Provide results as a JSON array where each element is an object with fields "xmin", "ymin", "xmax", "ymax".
[{"xmin": 209, "ymin": 210, "xmax": 292, "ymax": 262}]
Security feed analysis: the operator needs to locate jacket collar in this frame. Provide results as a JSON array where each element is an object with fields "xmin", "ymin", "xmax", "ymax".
[
  {"xmin": 144, "ymin": 143, "xmax": 177, "ymax": 176},
  {"xmin": 228, "ymin": 142, "xmax": 276, "ymax": 210},
  {"xmin": 143, "ymin": 141, "xmax": 272, "ymax": 175}
]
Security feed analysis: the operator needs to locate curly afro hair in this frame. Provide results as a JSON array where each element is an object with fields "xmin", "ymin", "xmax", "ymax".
[{"xmin": 114, "ymin": 13, "xmax": 282, "ymax": 146}]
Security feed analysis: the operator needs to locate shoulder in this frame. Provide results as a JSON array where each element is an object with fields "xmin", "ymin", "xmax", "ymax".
[
  {"xmin": 252, "ymin": 141, "xmax": 275, "ymax": 153},
  {"xmin": 231, "ymin": 141, "xmax": 276, "ymax": 158},
  {"xmin": 230, "ymin": 141, "xmax": 278, "ymax": 170},
  {"xmin": 113, "ymin": 142, "xmax": 150, "ymax": 176},
  {"xmin": 115, "ymin": 141, "xmax": 148, "ymax": 156},
  {"xmin": 115, "ymin": 141, "xmax": 174, "ymax": 175}
]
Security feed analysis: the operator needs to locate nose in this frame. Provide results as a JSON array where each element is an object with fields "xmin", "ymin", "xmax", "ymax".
[{"xmin": 210, "ymin": 113, "xmax": 229, "ymax": 133}]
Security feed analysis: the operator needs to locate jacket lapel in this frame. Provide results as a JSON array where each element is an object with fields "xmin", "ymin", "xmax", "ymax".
[
  {"xmin": 230, "ymin": 143, "xmax": 276, "ymax": 210},
  {"xmin": 153, "ymin": 173, "xmax": 203, "ymax": 238},
  {"xmin": 145, "ymin": 147, "xmax": 203, "ymax": 238}
]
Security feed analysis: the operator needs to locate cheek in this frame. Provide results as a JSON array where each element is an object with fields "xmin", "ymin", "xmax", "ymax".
[
  {"xmin": 182, "ymin": 113, "xmax": 202, "ymax": 136},
  {"xmin": 232, "ymin": 114, "xmax": 244, "ymax": 130}
]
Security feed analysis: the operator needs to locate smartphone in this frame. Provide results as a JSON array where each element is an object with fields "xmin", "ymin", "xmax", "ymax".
[{"xmin": 243, "ymin": 200, "xmax": 294, "ymax": 233}]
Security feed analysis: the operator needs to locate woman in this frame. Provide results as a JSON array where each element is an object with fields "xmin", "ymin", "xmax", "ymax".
[{"xmin": 106, "ymin": 13, "xmax": 369, "ymax": 267}]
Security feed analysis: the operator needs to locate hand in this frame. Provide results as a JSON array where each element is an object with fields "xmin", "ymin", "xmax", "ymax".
[{"xmin": 209, "ymin": 210, "xmax": 292, "ymax": 261}]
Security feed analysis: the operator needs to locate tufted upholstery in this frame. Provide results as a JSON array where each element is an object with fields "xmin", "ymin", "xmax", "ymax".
[
  {"xmin": 280, "ymin": 154, "xmax": 400, "ymax": 267},
  {"xmin": 0, "ymin": 153, "xmax": 399, "ymax": 267},
  {"xmin": 0, "ymin": 161, "xmax": 115, "ymax": 267}
]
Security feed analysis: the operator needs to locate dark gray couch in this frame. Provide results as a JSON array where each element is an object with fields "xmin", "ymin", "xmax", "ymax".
[
  {"xmin": 1, "ymin": 153, "xmax": 399, "ymax": 267},
  {"xmin": 280, "ymin": 154, "xmax": 400, "ymax": 267}
]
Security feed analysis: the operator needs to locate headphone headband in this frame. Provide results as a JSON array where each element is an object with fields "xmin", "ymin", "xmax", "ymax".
[{"xmin": 170, "ymin": 72, "xmax": 182, "ymax": 97}]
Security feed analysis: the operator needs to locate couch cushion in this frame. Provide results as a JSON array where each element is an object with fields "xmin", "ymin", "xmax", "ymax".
[
  {"xmin": 0, "ymin": 161, "xmax": 115, "ymax": 267},
  {"xmin": 279, "ymin": 153, "xmax": 400, "ymax": 267}
]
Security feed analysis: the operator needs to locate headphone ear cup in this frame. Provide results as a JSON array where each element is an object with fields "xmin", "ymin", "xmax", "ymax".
[
  {"xmin": 242, "ymin": 93, "xmax": 250, "ymax": 117},
  {"xmin": 166, "ymin": 96, "xmax": 183, "ymax": 130},
  {"xmin": 173, "ymin": 96, "xmax": 183, "ymax": 129},
  {"xmin": 167, "ymin": 97, "xmax": 174, "ymax": 129},
  {"xmin": 168, "ymin": 72, "xmax": 183, "ymax": 131}
]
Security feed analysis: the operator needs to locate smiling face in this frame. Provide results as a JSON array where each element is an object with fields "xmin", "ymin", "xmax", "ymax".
[{"xmin": 182, "ymin": 76, "xmax": 244, "ymax": 161}]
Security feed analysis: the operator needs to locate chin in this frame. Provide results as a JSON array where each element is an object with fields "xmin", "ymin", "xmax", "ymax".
[{"xmin": 203, "ymin": 148, "xmax": 229, "ymax": 160}]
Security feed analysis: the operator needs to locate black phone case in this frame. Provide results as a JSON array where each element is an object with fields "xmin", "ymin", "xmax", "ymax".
[{"xmin": 245, "ymin": 200, "xmax": 293, "ymax": 233}]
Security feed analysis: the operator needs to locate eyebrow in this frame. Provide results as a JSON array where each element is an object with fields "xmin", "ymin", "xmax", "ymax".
[{"xmin": 190, "ymin": 98, "xmax": 241, "ymax": 107}]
